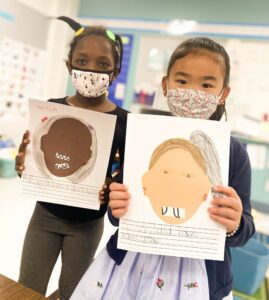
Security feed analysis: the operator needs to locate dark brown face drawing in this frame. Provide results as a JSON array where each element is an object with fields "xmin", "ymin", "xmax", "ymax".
[{"xmin": 40, "ymin": 118, "xmax": 92, "ymax": 177}]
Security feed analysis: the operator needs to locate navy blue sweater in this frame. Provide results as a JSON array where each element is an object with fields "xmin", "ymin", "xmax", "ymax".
[{"xmin": 106, "ymin": 136, "xmax": 255, "ymax": 300}]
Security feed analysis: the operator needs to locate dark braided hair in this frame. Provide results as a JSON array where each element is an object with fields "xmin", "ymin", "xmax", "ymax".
[
  {"xmin": 166, "ymin": 37, "xmax": 230, "ymax": 121},
  {"xmin": 57, "ymin": 16, "xmax": 123, "ymax": 73}
]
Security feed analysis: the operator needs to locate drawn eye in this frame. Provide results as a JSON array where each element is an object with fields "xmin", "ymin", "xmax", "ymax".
[
  {"xmin": 160, "ymin": 169, "xmax": 172, "ymax": 174},
  {"xmin": 182, "ymin": 172, "xmax": 192, "ymax": 178}
]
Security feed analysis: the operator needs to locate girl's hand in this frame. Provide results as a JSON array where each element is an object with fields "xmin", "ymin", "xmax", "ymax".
[
  {"xmin": 15, "ymin": 130, "xmax": 30, "ymax": 175},
  {"xmin": 109, "ymin": 182, "xmax": 130, "ymax": 218},
  {"xmin": 98, "ymin": 178, "xmax": 114, "ymax": 205},
  {"xmin": 208, "ymin": 185, "xmax": 243, "ymax": 234},
  {"xmin": 98, "ymin": 183, "xmax": 110, "ymax": 205}
]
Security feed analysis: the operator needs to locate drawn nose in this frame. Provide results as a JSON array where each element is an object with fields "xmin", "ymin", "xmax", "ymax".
[{"xmin": 142, "ymin": 186, "xmax": 147, "ymax": 195}]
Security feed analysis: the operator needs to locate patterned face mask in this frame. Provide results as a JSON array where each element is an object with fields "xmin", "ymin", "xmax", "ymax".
[
  {"xmin": 71, "ymin": 69, "xmax": 112, "ymax": 98},
  {"xmin": 167, "ymin": 88, "xmax": 222, "ymax": 119}
]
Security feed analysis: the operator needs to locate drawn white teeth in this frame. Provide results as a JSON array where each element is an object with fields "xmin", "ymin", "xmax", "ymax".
[
  {"xmin": 161, "ymin": 206, "xmax": 186, "ymax": 219},
  {"xmin": 56, "ymin": 152, "xmax": 70, "ymax": 162}
]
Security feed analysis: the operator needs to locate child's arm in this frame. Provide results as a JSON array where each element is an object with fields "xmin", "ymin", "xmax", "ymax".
[
  {"xmin": 15, "ymin": 130, "xmax": 30, "ymax": 175},
  {"xmin": 208, "ymin": 138, "xmax": 255, "ymax": 247}
]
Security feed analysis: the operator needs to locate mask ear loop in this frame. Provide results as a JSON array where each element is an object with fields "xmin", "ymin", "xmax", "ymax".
[
  {"xmin": 218, "ymin": 90, "xmax": 225, "ymax": 105},
  {"xmin": 165, "ymin": 78, "xmax": 169, "ymax": 95},
  {"xmin": 217, "ymin": 89, "xmax": 227, "ymax": 120}
]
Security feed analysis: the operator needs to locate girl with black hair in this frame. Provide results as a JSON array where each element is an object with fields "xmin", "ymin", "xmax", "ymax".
[
  {"xmin": 15, "ymin": 16, "xmax": 128, "ymax": 300},
  {"xmin": 71, "ymin": 37, "xmax": 254, "ymax": 300}
]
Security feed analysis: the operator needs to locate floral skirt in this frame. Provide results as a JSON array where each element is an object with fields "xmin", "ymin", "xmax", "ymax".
[{"xmin": 70, "ymin": 248, "xmax": 209, "ymax": 300}]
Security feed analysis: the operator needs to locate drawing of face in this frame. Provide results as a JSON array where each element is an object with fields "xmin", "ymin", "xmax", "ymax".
[
  {"xmin": 142, "ymin": 139, "xmax": 211, "ymax": 224},
  {"xmin": 40, "ymin": 118, "xmax": 92, "ymax": 177}
]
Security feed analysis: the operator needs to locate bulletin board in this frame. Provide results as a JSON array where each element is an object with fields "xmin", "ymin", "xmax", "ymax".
[
  {"xmin": 0, "ymin": 0, "xmax": 48, "ymax": 117},
  {"xmin": 0, "ymin": 38, "xmax": 47, "ymax": 109},
  {"xmin": 108, "ymin": 34, "xmax": 134, "ymax": 107}
]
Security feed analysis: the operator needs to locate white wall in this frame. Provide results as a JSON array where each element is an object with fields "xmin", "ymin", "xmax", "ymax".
[{"xmin": 17, "ymin": 0, "xmax": 80, "ymax": 99}]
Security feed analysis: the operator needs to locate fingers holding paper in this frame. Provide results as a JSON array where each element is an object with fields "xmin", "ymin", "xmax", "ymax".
[
  {"xmin": 208, "ymin": 185, "xmax": 242, "ymax": 233},
  {"xmin": 15, "ymin": 130, "xmax": 30, "ymax": 174}
]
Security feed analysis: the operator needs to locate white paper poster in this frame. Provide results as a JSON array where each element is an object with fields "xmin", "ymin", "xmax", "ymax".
[
  {"xmin": 0, "ymin": 38, "xmax": 46, "ymax": 111},
  {"xmin": 118, "ymin": 114, "xmax": 230, "ymax": 261},
  {"xmin": 21, "ymin": 99, "xmax": 116, "ymax": 210}
]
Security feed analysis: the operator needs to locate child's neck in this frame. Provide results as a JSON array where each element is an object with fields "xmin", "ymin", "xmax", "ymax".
[{"xmin": 67, "ymin": 94, "xmax": 116, "ymax": 112}]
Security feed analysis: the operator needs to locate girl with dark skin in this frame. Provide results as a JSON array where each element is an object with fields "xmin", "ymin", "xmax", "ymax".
[{"xmin": 15, "ymin": 16, "xmax": 128, "ymax": 300}]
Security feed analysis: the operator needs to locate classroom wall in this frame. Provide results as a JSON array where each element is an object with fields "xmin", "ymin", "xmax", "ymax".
[
  {"xmin": 17, "ymin": 0, "xmax": 65, "ymax": 16},
  {"xmin": 16, "ymin": 0, "xmax": 80, "ymax": 99},
  {"xmin": 79, "ymin": 0, "xmax": 269, "ymax": 24}
]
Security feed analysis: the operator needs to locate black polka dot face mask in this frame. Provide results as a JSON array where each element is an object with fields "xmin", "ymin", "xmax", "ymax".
[{"xmin": 71, "ymin": 68, "xmax": 112, "ymax": 98}]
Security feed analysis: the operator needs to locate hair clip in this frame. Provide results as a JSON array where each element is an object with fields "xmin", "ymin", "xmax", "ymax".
[
  {"xmin": 106, "ymin": 30, "xmax": 116, "ymax": 42},
  {"xmin": 75, "ymin": 27, "xmax": 84, "ymax": 36}
]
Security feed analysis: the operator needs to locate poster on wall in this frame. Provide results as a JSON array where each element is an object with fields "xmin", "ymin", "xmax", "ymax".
[
  {"xmin": 108, "ymin": 34, "xmax": 133, "ymax": 107},
  {"xmin": 21, "ymin": 99, "xmax": 116, "ymax": 210},
  {"xmin": 118, "ymin": 114, "xmax": 230, "ymax": 261},
  {"xmin": 0, "ymin": 38, "xmax": 46, "ymax": 116}
]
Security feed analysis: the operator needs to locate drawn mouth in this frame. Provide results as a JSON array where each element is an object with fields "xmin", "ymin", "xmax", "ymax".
[{"xmin": 161, "ymin": 206, "xmax": 186, "ymax": 219}]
